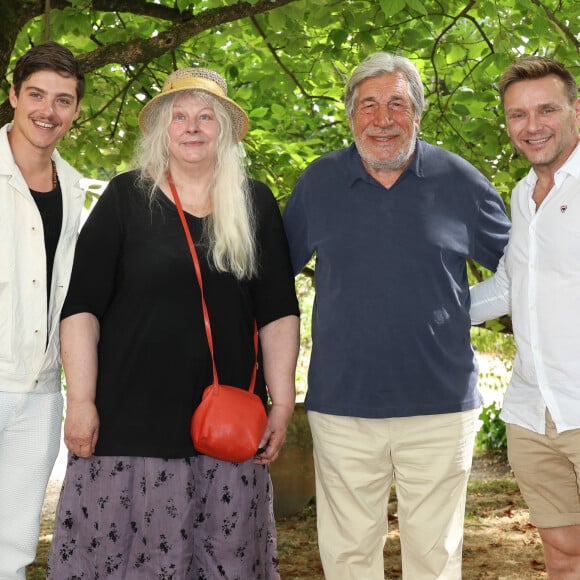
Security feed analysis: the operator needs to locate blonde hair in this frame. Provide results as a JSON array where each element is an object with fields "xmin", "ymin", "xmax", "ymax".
[
  {"xmin": 499, "ymin": 56, "xmax": 579, "ymax": 106},
  {"xmin": 134, "ymin": 91, "xmax": 257, "ymax": 280}
]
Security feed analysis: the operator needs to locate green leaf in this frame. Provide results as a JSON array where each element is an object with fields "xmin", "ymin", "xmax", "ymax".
[
  {"xmin": 380, "ymin": 0, "xmax": 405, "ymax": 16},
  {"xmin": 268, "ymin": 8, "xmax": 287, "ymax": 31},
  {"xmin": 250, "ymin": 107, "xmax": 270, "ymax": 119},
  {"xmin": 452, "ymin": 103, "xmax": 470, "ymax": 116},
  {"xmin": 405, "ymin": 0, "xmax": 428, "ymax": 16}
]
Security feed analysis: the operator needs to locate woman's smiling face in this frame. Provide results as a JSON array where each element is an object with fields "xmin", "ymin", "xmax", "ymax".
[{"xmin": 167, "ymin": 93, "xmax": 220, "ymax": 168}]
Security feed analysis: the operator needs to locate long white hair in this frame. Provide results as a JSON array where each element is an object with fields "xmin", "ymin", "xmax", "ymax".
[{"xmin": 134, "ymin": 91, "xmax": 257, "ymax": 280}]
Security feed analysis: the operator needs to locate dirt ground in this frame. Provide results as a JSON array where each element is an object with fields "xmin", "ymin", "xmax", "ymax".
[{"xmin": 34, "ymin": 452, "xmax": 547, "ymax": 580}]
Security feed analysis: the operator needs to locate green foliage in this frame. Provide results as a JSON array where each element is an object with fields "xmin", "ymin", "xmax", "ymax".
[
  {"xmin": 471, "ymin": 327, "xmax": 512, "ymax": 456},
  {"xmin": 476, "ymin": 401, "xmax": 507, "ymax": 454},
  {"xmin": 1, "ymin": 0, "xmax": 579, "ymax": 205},
  {"xmin": 471, "ymin": 327, "xmax": 516, "ymax": 360},
  {"xmin": 295, "ymin": 272, "xmax": 314, "ymax": 398}
]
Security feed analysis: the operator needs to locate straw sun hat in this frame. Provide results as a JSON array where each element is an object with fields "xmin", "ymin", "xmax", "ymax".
[{"xmin": 138, "ymin": 68, "xmax": 249, "ymax": 141}]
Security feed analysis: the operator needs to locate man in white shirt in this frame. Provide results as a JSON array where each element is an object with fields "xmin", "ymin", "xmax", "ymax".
[
  {"xmin": 0, "ymin": 42, "xmax": 84, "ymax": 578},
  {"xmin": 470, "ymin": 56, "xmax": 580, "ymax": 579}
]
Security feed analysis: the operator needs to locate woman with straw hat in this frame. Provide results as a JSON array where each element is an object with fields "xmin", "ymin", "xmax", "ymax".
[{"xmin": 47, "ymin": 68, "xmax": 300, "ymax": 578}]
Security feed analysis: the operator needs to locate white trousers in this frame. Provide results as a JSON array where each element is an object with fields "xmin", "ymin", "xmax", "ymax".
[
  {"xmin": 308, "ymin": 408, "xmax": 479, "ymax": 580},
  {"xmin": 0, "ymin": 391, "xmax": 63, "ymax": 579}
]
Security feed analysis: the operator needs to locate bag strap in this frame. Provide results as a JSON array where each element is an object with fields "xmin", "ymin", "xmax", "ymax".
[{"xmin": 166, "ymin": 171, "xmax": 258, "ymax": 393}]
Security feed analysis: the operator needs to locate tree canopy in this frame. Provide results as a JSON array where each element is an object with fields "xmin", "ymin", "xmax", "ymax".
[{"xmin": 2, "ymin": 0, "xmax": 579, "ymax": 287}]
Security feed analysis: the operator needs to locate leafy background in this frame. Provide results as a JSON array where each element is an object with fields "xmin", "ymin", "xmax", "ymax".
[{"xmin": 2, "ymin": 0, "xmax": 578, "ymax": 205}]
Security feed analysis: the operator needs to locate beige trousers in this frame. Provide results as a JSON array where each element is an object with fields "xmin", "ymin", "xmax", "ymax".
[{"xmin": 308, "ymin": 408, "xmax": 479, "ymax": 580}]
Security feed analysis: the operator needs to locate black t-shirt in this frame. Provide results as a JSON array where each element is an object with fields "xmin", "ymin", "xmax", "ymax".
[
  {"xmin": 30, "ymin": 183, "xmax": 63, "ymax": 304},
  {"xmin": 62, "ymin": 170, "xmax": 299, "ymax": 458}
]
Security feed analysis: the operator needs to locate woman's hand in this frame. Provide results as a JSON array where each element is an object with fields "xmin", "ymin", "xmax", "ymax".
[
  {"xmin": 64, "ymin": 400, "xmax": 100, "ymax": 458},
  {"xmin": 253, "ymin": 314, "xmax": 300, "ymax": 465},
  {"xmin": 254, "ymin": 401, "xmax": 294, "ymax": 465},
  {"xmin": 61, "ymin": 312, "xmax": 101, "ymax": 459}
]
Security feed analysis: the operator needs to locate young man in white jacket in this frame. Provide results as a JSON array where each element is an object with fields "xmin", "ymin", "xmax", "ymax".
[{"xmin": 0, "ymin": 41, "xmax": 85, "ymax": 578}]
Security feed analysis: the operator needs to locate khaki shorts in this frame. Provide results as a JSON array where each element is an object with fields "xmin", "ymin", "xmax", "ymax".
[{"xmin": 507, "ymin": 411, "xmax": 580, "ymax": 528}]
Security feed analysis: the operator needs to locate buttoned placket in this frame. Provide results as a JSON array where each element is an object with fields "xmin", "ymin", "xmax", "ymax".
[
  {"xmin": 526, "ymin": 191, "xmax": 547, "ymax": 428},
  {"xmin": 526, "ymin": 175, "xmax": 569, "ymax": 433},
  {"xmin": 30, "ymin": 214, "xmax": 46, "ymax": 361}
]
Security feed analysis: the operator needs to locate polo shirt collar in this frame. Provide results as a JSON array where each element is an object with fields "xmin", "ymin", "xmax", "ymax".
[{"xmin": 346, "ymin": 138, "xmax": 425, "ymax": 187}]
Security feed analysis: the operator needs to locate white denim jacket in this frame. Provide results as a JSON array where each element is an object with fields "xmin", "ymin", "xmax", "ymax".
[{"xmin": 0, "ymin": 123, "xmax": 84, "ymax": 394}]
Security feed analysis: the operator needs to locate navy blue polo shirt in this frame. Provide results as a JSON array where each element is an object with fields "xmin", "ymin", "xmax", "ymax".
[{"xmin": 283, "ymin": 139, "xmax": 510, "ymax": 418}]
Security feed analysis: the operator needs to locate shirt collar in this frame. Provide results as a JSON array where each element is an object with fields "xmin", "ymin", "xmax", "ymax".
[
  {"xmin": 524, "ymin": 140, "xmax": 580, "ymax": 190},
  {"xmin": 347, "ymin": 138, "xmax": 424, "ymax": 187}
]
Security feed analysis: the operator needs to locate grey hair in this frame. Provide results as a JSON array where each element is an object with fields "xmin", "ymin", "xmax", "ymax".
[
  {"xmin": 134, "ymin": 90, "xmax": 257, "ymax": 280},
  {"xmin": 345, "ymin": 52, "xmax": 425, "ymax": 120}
]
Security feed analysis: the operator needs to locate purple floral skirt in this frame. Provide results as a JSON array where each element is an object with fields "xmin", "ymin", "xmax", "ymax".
[{"xmin": 47, "ymin": 453, "xmax": 279, "ymax": 579}]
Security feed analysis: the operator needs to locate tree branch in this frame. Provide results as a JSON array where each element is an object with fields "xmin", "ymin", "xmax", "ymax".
[
  {"xmin": 75, "ymin": 0, "xmax": 300, "ymax": 71},
  {"xmin": 250, "ymin": 15, "xmax": 338, "ymax": 103},
  {"xmin": 0, "ymin": 0, "xmax": 301, "ymax": 125},
  {"xmin": 530, "ymin": 0, "xmax": 580, "ymax": 49}
]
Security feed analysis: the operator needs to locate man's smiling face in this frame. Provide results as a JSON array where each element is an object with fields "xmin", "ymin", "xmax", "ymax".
[
  {"xmin": 9, "ymin": 69, "xmax": 80, "ymax": 153},
  {"xmin": 504, "ymin": 74, "xmax": 580, "ymax": 174},
  {"xmin": 351, "ymin": 71, "xmax": 420, "ymax": 176}
]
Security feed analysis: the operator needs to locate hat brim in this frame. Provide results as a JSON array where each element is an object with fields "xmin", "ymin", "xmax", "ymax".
[{"xmin": 138, "ymin": 87, "xmax": 249, "ymax": 141}]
